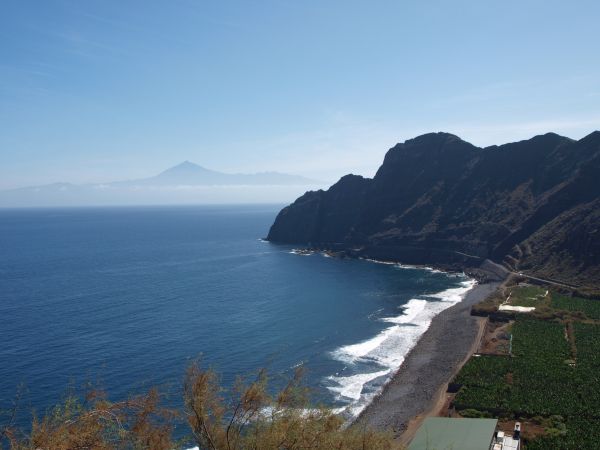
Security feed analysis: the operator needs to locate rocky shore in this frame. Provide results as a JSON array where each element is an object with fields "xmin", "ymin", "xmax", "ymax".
[{"xmin": 353, "ymin": 281, "xmax": 501, "ymax": 440}]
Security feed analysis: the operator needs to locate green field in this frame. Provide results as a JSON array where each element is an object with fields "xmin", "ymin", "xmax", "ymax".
[
  {"xmin": 525, "ymin": 418, "xmax": 600, "ymax": 450},
  {"xmin": 551, "ymin": 293, "xmax": 600, "ymax": 319},
  {"xmin": 453, "ymin": 292, "xmax": 600, "ymax": 449},
  {"xmin": 453, "ymin": 317, "xmax": 576, "ymax": 416},
  {"xmin": 508, "ymin": 285, "xmax": 548, "ymax": 307}
]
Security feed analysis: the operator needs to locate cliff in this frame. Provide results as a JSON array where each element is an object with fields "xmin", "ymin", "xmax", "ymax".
[{"xmin": 267, "ymin": 131, "xmax": 600, "ymax": 290}]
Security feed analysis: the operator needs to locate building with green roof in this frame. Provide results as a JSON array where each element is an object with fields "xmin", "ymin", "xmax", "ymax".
[{"xmin": 408, "ymin": 417, "xmax": 499, "ymax": 450}]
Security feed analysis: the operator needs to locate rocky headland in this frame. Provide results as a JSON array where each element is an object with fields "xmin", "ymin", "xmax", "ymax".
[{"xmin": 267, "ymin": 131, "xmax": 600, "ymax": 293}]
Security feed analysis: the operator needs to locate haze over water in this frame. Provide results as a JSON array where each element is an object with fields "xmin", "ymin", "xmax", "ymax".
[{"xmin": 0, "ymin": 205, "xmax": 472, "ymax": 428}]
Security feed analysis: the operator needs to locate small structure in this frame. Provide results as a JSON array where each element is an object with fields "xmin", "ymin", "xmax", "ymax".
[
  {"xmin": 409, "ymin": 418, "xmax": 521, "ymax": 450},
  {"xmin": 492, "ymin": 422, "xmax": 521, "ymax": 449},
  {"xmin": 498, "ymin": 305, "xmax": 535, "ymax": 313}
]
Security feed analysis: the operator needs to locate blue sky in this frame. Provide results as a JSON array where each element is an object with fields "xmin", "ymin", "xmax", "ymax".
[{"xmin": 1, "ymin": 0, "xmax": 599, "ymax": 189}]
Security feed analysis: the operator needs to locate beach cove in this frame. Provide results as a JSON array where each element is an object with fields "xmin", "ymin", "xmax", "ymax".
[
  {"xmin": 0, "ymin": 205, "xmax": 479, "ymax": 434},
  {"xmin": 354, "ymin": 280, "xmax": 501, "ymax": 442}
]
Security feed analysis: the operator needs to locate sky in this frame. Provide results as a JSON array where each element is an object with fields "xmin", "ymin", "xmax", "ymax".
[{"xmin": 1, "ymin": 0, "xmax": 599, "ymax": 190}]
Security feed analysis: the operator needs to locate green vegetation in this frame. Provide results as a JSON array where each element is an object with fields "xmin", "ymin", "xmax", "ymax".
[
  {"xmin": 453, "ymin": 317, "xmax": 575, "ymax": 416},
  {"xmin": 526, "ymin": 418, "xmax": 600, "ymax": 450},
  {"xmin": 508, "ymin": 285, "xmax": 548, "ymax": 307},
  {"xmin": 455, "ymin": 288, "xmax": 600, "ymax": 448},
  {"xmin": 552, "ymin": 293, "xmax": 600, "ymax": 320},
  {"xmin": 454, "ymin": 355, "xmax": 511, "ymax": 388},
  {"xmin": 453, "ymin": 355, "xmax": 511, "ymax": 413},
  {"xmin": 457, "ymin": 408, "xmax": 493, "ymax": 419},
  {"xmin": 1, "ymin": 365, "xmax": 392, "ymax": 450}
]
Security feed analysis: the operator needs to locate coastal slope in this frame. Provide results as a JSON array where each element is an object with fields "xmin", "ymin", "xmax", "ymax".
[{"xmin": 267, "ymin": 131, "xmax": 600, "ymax": 290}]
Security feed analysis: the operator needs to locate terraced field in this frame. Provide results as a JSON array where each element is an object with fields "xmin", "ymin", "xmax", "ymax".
[
  {"xmin": 552, "ymin": 293, "xmax": 600, "ymax": 319},
  {"xmin": 508, "ymin": 285, "xmax": 548, "ymax": 307},
  {"xmin": 452, "ymin": 289, "xmax": 600, "ymax": 448}
]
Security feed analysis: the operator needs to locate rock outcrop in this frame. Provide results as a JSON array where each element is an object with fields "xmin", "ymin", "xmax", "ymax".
[{"xmin": 267, "ymin": 131, "xmax": 600, "ymax": 290}]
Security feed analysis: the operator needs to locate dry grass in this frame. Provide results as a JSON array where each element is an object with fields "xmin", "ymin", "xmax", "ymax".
[{"xmin": 2, "ymin": 364, "xmax": 394, "ymax": 450}]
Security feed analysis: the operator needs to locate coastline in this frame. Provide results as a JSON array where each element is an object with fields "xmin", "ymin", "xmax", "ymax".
[{"xmin": 352, "ymin": 280, "xmax": 500, "ymax": 441}]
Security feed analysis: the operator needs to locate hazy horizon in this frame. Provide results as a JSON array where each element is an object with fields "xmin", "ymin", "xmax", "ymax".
[
  {"xmin": 2, "ymin": 1, "xmax": 599, "ymax": 201},
  {"xmin": 3, "ymin": 129, "xmax": 599, "ymax": 192},
  {"xmin": 0, "ymin": 159, "xmax": 327, "ymax": 207},
  {"xmin": 1, "ymin": 159, "xmax": 324, "ymax": 189}
]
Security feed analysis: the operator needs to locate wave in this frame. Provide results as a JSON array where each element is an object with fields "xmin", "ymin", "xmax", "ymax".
[
  {"xmin": 394, "ymin": 263, "xmax": 444, "ymax": 274},
  {"xmin": 360, "ymin": 257, "xmax": 446, "ymax": 274},
  {"xmin": 289, "ymin": 248, "xmax": 315, "ymax": 256},
  {"xmin": 327, "ymin": 278, "xmax": 476, "ymax": 417},
  {"xmin": 382, "ymin": 299, "xmax": 427, "ymax": 324},
  {"xmin": 359, "ymin": 257, "xmax": 397, "ymax": 266},
  {"xmin": 327, "ymin": 369, "xmax": 391, "ymax": 401}
]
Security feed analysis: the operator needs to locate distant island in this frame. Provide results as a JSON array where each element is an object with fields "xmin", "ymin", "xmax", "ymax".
[
  {"xmin": 0, "ymin": 161, "xmax": 323, "ymax": 207},
  {"xmin": 114, "ymin": 161, "xmax": 320, "ymax": 187},
  {"xmin": 267, "ymin": 131, "xmax": 600, "ymax": 294}
]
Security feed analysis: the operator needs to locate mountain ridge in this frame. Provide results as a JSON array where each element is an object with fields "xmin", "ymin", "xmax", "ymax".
[
  {"xmin": 267, "ymin": 131, "xmax": 600, "ymax": 291},
  {"xmin": 110, "ymin": 160, "xmax": 320, "ymax": 187}
]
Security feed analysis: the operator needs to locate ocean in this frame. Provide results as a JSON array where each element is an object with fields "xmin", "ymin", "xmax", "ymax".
[{"xmin": 0, "ymin": 205, "xmax": 473, "ymax": 431}]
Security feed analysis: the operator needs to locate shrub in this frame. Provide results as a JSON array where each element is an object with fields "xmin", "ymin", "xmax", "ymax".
[{"xmin": 2, "ymin": 364, "xmax": 394, "ymax": 450}]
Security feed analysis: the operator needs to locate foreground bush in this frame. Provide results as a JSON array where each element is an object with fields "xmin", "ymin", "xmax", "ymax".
[
  {"xmin": 1, "ymin": 364, "xmax": 393, "ymax": 450},
  {"xmin": 3, "ymin": 388, "xmax": 177, "ymax": 450}
]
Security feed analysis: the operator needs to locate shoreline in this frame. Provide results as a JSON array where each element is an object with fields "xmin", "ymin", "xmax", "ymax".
[
  {"xmin": 397, "ymin": 311, "xmax": 488, "ymax": 446},
  {"xmin": 352, "ymin": 280, "xmax": 501, "ymax": 441},
  {"xmin": 285, "ymin": 245, "xmax": 505, "ymax": 443}
]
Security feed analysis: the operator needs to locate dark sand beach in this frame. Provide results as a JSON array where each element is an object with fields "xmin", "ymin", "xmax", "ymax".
[{"xmin": 354, "ymin": 281, "xmax": 500, "ymax": 440}]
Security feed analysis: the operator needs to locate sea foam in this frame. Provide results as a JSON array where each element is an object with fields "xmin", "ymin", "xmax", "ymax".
[
  {"xmin": 327, "ymin": 277, "xmax": 476, "ymax": 416},
  {"xmin": 360, "ymin": 257, "xmax": 445, "ymax": 274},
  {"xmin": 327, "ymin": 369, "xmax": 391, "ymax": 401}
]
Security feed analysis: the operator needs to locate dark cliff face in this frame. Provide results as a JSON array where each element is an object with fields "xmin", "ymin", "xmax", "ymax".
[
  {"xmin": 267, "ymin": 131, "xmax": 600, "ymax": 289},
  {"xmin": 266, "ymin": 174, "xmax": 371, "ymax": 244}
]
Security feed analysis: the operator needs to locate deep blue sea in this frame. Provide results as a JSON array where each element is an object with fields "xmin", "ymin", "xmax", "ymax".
[{"xmin": 0, "ymin": 205, "xmax": 473, "ymax": 431}]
